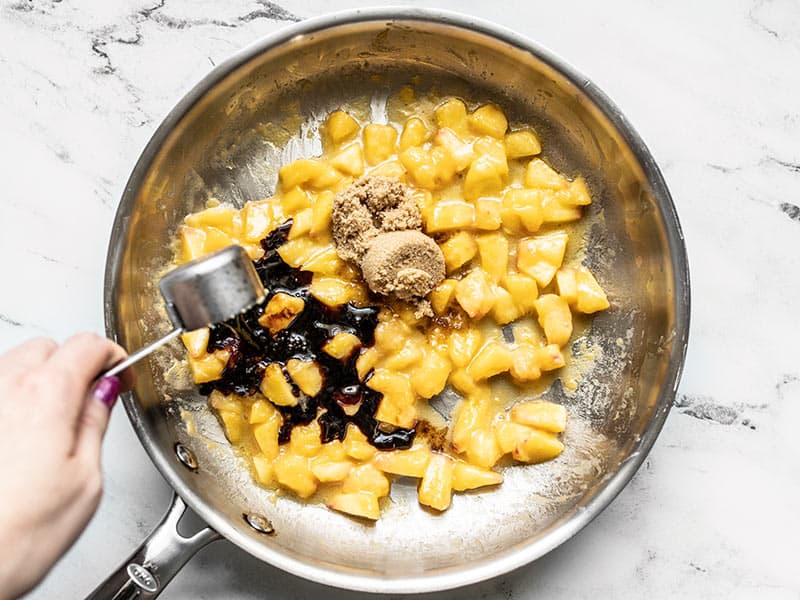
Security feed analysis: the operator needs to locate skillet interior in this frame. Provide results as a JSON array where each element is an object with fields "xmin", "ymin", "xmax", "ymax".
[{"xmin": 105, "ymin": 11, "xmax": 688, "ymax": 593}]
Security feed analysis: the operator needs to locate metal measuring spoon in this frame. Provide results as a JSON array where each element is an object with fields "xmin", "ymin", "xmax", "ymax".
[{"xmin": 103, "ymin": 245, "xmax": 266, "ymax": 378}]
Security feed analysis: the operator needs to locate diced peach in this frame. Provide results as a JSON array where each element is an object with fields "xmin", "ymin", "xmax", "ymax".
[
  {"xmin": 181, "ymin": 328, "xmax": 210, "ymax": 359},
  {"xmin": 363, "ymin": 124, "xmax": 398, "ymax": 165},
  {"xmin": 373, "ymin": 446, "xmax": 431, "ymax": 478},
  {"xmin": 323, "ymin": 332, "xmax": 362, "ymax": 360},
  {"xmin": 516, "ymin": 231, "xmax": 569, "ymax": 287},
  {"xmin": 400, "ymin": 116, "xmax": 430, "ymax": 150},
  {"xmin": 524, "ymin": 158, "xmax": 568, "ymax": 190},
  {"xmin": 418, "ymin": 453, "xmax": 454, "ymax": 511},
  {"xmin": 510, "ymin": 401, "xmax": 567, "ymax": 433},
  {"xmin": 258, "ymin": 292, "xmax": 304, "ymax": 334},
  {"xmin": 260, "ymin": 363, "xmax": 298, "ymax": 407},
  {"xmin": 534, "ymin": 294, "xmax": 573, "ymax": 347},
  {"xmin": 274, "ymin": 452, "xmax": 317, "ymax": 498},
  {"xmin": 440, "ymin": 232, "xmax": 477, "ymax": 273},
  {"xmin": 468, "ymin": 104, "xmax": 508, "ymax": 138},
  {"xmin": 324, "ymin": 110, "xmax": 360, "ymax": 146},
  {"xmin": 504, "ymin": 129, "xmax": 541, "ymax": 159},
  {"xmin": 512, "ymin": 430, "xmax": 564, "ymax": 464},
  {"xmin": 466, "ymin": 341, "xmax": 513, "ymax": 381},
  {"xmin": 327, "ymin": 491, "xmax": 380, "ymax": 520},
  {"xmin": 452, "ymin": 462, "xmax": 503, "ymax": 491},
  {"xmin": 476, "ymin": 233, "xmax": 508, "ymax": 282},
  {"xmin": 454, "ymin": 269, "xmax": 496, "ymax": 319},
  {"xmin": 286, "ymin": 358, "xmax": 323, "ymax": 396},
  {"xmin": 575, "ymin": 265, "xmax": 610, "ymax": 313}
]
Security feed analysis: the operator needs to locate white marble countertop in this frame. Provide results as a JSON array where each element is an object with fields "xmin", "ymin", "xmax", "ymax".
[{"xmin": 2, "ymin": 0, "xmax": 799, "ymax": 598}]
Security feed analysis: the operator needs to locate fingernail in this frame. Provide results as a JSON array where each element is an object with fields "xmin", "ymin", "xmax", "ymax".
[{"xmin": 94, "ymin": 376, "xmax": 120, "ymax": 408}]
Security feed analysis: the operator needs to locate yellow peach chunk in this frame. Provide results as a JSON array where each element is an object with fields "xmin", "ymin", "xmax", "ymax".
[
  {"xmin": 452, "ymin": 396, "xmax": 489, "ymax": 453},
  {"xmin": 249, "ymin": 399, "xmax": 276, "ymax": 425},
  {"xmin": 491, "ymin": 286, "xmax": 522, "ymax": 325},
  {"xmin": 434, "ymin": 98, "xmax": 468, "ymax": 134},
  {"xmin": 179, "ymin": 225, "xmax": 207, "ymax": 261},
  {"xmin": 430, "ymin": 278, "xmax": 457, "ymax": 315},
  {"xmin": 311, "ymin": 459, "xmax": 353, "ymax": 483},
  {"xmin": 474, "ymin": 197, "xmax": 502, "ymax": 230},
  {"xmin": 502, "ymin": 272, "xmax": 539, "ymax": 314},
  {"xmin": 524, "ymin": 158, "xmax": 568, "ymax": 190},
  {"xmin": 188, "ymin": 349, "xmax": 229, "ymax": 384},
  {"xmin": 452, "ymin": 462, "xmax": 503, "ymax": 491},
  {"xmin": 286, "ymin": 358, "xmax": 323, "ymax": 396},
  {"xmin": 344, "ymin": 424, "xmax": 376, "ymax": 461},
  {"xmin": 373, "ymin": 446, "xmax": 431, "ymax": 478},
  {"xmin": 289, "ymin": 421, "xmax": 322, "ymax": 457},
  {"xmin": 468, "ymin": 104, "xmax": 508, "ymax": 138},
  {"xmin": 509, "ymin": 344, "xmax": 542, "ymax": 382},
  {"xmin": 418, "ymin": 453, "xmax": 454, "ymax": 511},
  {"xmin": 536, "ymin": 344, "xmax": 566, "ymax": 372},
  {"xmin": 342, "ymin": 464, "xmax": 391, "ymax": 498},
  {"xmin": 274, "ymin": 452, "xmax": 317, "ymax": 498},
  {"xmin": 439, "ymin": 232, "xmax": 477, "ymax": 273},
  {"xmin": 466, "ymin": 429, "xmax": 504, "ymax": 468},
  {"xmin": 258, "ymin": 292, "xmax": 305, "ymax": 335},
  {"xmin": 466, "ymin": 341, "xmax": 513, "ymax": 381},
  {"xmin": 516, "ymin": 231, "xmax": 568, "ymax": 287},
  {"xmin": 427, "ymin": 201, "xmax": 475, "ymax": 232},
  {"xmin": 510, "ymin": 401, "xmax": 567, "ymax": 433},
  {"xmin": 251, "ymin": 454, "xmax": 274, "ymax": 485},
  {"xmin": 363, "ymin": 124, "xmax": 398, "ymax": 165},
  {"xmin": 181, "ymin": 328, "xmax": 210, "ymax": 359},
  {"xmin": 512, "ymin": 430, "xmax": 564, "ymax": 464},
  {"xmin": 310, "ymin": 276, "xmax": 354, "ymax": 307},
  {"xmin": 494, "ymin": 419, "xmax": 534, "ymax": 454},
  {"xmin": 555, "ymin": 267, "xmax": 578, "ymax": 305},
  {"xmin": 281, "ymin": 187, "xmax": 311, "ymax": 214},
  {"xmin": 476, "ymin": 233, "xmax": 509, "ymax": 282},
  {"xmin": 288, "ymin": 208, "xmax": 313, "ymax": 239},
  {"xmin": 410, "ymin": 348, "xmax": 451, "ymax": 399},
  {"xmin": 327, "ymin": 491, "xmax": 380, "ymax": 520},
  {"xmin": 218, "ymin": 410, "xmax": 244, "ymax": 444},
  {"xmin": 464, "ymin": 154, "xmax": 505, "ymax": 201},
  {"xmin": 399, "ymin": 116, "xmax": 430, "ymax": 150},
  {"xmin": 302, "ymin": 245, "xmax": 343, "ymax": 275},
  {"xmin": 323, "ymin": 332, "xmax": 362, "ymax": 360},
  {"xmin": 279, "ymin": 159, "xmax": 341, "ymax": 190},
  {"xmin": 534, "ymin": 294, "xmax": 573, "ymax": 347},
  {"xmin": 260, "ymin": 363, "xmax": 298, "ymax": 407},
  {"xmin": 447, "ymin": 327, "xmax": 482, "ymax": 368},
  {"xmin": 454, "ymin": 269, "xmax": 496, "ymax": 319},
  {"xmin": 253, "ymin": 415, "xmax": 281, "ymax": 458},
  {"xmin": 504, "ymin": 129, "xmax": 541, "ymax": 159},
  {"xmin": 324, "ymin": 110, "xmax": 360, "ymax": 146},
  {"xmin": 575, "ymin": 265, "xmax": 610, "ymax": 313},
  {"xmin": 330, "ymin": 143, "xmax": 365, "ymax": 177}
]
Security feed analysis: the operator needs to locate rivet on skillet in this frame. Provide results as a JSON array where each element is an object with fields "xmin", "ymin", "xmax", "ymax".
[
  {"xmin": 244, "ymin": 513, "xmax": 275, "ymax": 535},
  {"xmin": 174, "ymin": 443, "xmax": 198, "ymax": 471}
]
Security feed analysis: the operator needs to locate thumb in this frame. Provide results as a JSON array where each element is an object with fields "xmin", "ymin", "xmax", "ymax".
[{"xmin": 74, "ymin": 376, "xmax": 120, "ymax": 462}]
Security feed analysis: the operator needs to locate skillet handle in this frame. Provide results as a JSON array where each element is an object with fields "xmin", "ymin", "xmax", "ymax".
[{"xmin": 85, "ymin": 493, "xmax": 221, "ymax": 600}]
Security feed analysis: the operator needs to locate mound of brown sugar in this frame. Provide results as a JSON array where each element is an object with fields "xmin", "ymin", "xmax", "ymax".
[
  {"xmin": 361, "ymin": 231, "xmax": 445, "ymax": 301},
  {"xmin": 331, "ymin": 176, "xmax": 422, "ymax": 264},
  {"xmin": 331, "ymin": 176, "xmax": 445, "ymax": 315}
]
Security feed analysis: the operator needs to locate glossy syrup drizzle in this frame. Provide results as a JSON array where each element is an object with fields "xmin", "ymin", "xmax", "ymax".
[{"xmin": 199, "ymin": 221, "xmax": 416, "ymax": 450}]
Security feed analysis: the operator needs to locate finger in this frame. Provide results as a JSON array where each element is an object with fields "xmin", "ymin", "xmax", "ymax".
[
  {"xmin": 47, "ymin": 332, "xmax": 128, "ymax": 390},
  {"xmin": 73, "ymin": 376, "xmax": 120, "ymax": 461},
  {"xmin": 0, "ymin": 337, "xmax": 59, "ymax": 373}
]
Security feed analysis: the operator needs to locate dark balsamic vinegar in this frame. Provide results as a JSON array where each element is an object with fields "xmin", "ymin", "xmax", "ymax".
[{"xmin": 200, "ymin": 220, "xmax": 415, "ymax": 450}]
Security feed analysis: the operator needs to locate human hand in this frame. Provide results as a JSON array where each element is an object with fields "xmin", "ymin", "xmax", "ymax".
[{"xmin": 0, "ymin": 334, "xmax": 133, "ymax": 600}]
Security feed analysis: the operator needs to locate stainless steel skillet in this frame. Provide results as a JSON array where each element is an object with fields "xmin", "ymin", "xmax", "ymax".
[{"xmin": 96, "ymin": 8, "xmax": 690, "ymax": 598}]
